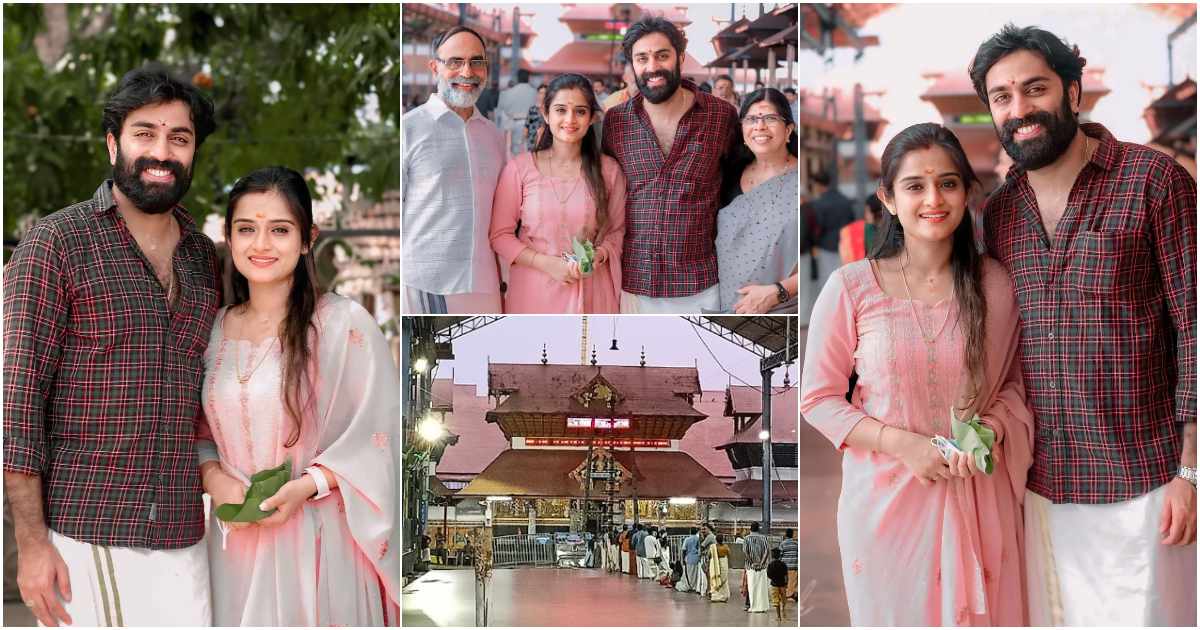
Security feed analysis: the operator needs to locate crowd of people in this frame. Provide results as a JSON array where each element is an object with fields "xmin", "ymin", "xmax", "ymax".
[
  {"xmin": 403, "ymin": 17, "xmax": 798, "ymax": 314},
  {"xmin": 596, "ymin": 522, "xmax": 797, "ymax": 621}
]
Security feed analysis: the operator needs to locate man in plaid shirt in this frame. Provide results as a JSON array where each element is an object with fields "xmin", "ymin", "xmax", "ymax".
[
  {"xmin": 602, "ymin": 16, "xmax": 740, "ymax": 313},
  {"xmin": 973, "ymin": 25, "xmax": 1196, "ymax": 625},
  {"xmin": 3, "ymin": 67, "xmax": 220, "ymax": 626}
]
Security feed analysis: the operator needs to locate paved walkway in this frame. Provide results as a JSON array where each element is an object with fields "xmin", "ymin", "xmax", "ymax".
[
  {"xmin": 799, "ymin": 418, "xmax": 850, "ymax": 626},
  {"xmin": 403, "ymin": 566, "xmax": 796, "ymax": 627}
]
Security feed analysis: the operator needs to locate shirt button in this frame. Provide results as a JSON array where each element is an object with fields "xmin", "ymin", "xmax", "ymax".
[
  {"xmin": 1047, "ymin": 331, "xmax": 1055, "ymax": 340},
  {"xmin": 1049, "ymin": 381, "xmax": 1056, "ymax": 390}
]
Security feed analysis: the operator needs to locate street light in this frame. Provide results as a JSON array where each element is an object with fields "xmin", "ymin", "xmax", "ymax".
[
  {"xmin": 418, "ymin": 415, "xmax": 445, "ymax": 442},
  {"xmin": 758, "ymin": 429, "xmax": 770, "ymax": 441},
  {"xmin": 413, "ymin": 357, "xmax": 429, "ymax": 373}
]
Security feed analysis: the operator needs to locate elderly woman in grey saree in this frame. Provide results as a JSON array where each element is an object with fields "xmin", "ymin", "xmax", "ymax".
[{"xmin": 715, "ymin": 88, "xmax": 799, "ymax": 314}]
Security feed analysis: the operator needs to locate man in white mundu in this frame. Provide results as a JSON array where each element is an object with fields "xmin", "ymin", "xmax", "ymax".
[
  {"xmin": 743, "ymin": 522, "xmax": 771, "ymax": 613},
  {"xmin": 972, "ymin": 24, "xmax": 1197, "ymax": 627}
]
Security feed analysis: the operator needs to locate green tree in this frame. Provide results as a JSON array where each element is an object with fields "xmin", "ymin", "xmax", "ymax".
[{"xmin": 3, "ymin": 3, "xmax": 399, "ymax": 239}]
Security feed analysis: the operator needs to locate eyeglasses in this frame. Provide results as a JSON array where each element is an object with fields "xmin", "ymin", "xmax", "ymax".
[
  {"xmin": 741, "ymin": 114, "xmax": 787, "ymax": 127},
  {"xmin": 435, "ymin": 57, "xmax": 488, "ymax": 71}
]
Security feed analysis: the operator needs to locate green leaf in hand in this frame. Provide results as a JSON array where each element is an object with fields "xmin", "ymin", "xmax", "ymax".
[
  {"xmin": 571, "ymin": 237, "xmax": 595, "ymax": 274},
  {"xmin": 951, "ymin": 412, "xmax": 996, "ymax": 475},
  {"xmin": 215, "ymin": 458, "xmax": 293, "ymax": 522}
]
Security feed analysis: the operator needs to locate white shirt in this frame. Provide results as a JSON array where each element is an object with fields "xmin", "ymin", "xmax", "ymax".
[
  {"xmin": 644, "ymin": 534, "xmax": 661, "ymax": 559},
  {"xmin": 402, "ymin": 93, "xmax": 505, "ymax": 295}
]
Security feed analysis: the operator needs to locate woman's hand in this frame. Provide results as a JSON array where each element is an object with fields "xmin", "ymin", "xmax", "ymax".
[
  {"xmin": 733, "ymin": 284, "xmax": 779, "ymax": 314},
  {"xmin": 204, "ymin": 467, "xmax": 253, "ymax": 530},
  {"xmin": 539, "ymin": 254, "xmax": 581, "ymax": 284},
  {"xmin": 594, "ymin": 247, "xmax": 609, "ymax": 266},
  {"xmin": 892, "ymin": 431, "xmax": 952, "ymax": 486},
  {"xmin": 256, "ymin": 475, "xmax": 318, "ymax": 529},
  {"xmin": 946, "ymin": 450, "xmax": 980, "ymax": 478}
]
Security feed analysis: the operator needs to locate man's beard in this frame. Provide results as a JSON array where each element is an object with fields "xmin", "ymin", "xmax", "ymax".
[
  {"xmin": 634, "ymin": 61, "xmax": 682, "ymax": 104},
  {"xmin": 111, "ymin": 146, "xmax": 192, "ymax": 215},
  {"xmin": 438, "ymin": 75, "xmax": 481, "ymax": 109},
  {"xmin": 997, "ymin": 93, "xmax": 1079, "ymax": 171}
]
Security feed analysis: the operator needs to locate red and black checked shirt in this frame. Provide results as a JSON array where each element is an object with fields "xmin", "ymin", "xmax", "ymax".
[
  {"xmin": 3, "ymin": 181, "xmax": 221, "ymax": 549},
  {"xmin": 602, "ymin": 80, "xmax": 739, "ymax": 298},
  {"xmin": 984, "ymin": 123, "xmax": 1197, "ymax": 505}
]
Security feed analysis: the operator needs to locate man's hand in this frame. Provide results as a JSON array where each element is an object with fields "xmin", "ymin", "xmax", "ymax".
[
  {"xmin": 204, "ymin": 467, "xmax": 253, "ymax": 531},
  {"xmin": 256, "ymin": 475, "xmax": 318, "ymax": 529},
  {"xmin": 733, "ymin": 285, "xmax": 779, "ymax": 314},
  {"xmin": 16, "ymin": 538, "xmax": 72, "ymax": 627},
  {"xmin": 1159, "ymin": 476, "xmax": 1196, "ymax": 546}
]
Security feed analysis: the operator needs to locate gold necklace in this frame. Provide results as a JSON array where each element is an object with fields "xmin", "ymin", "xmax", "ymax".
[
  {"xmin": 898, "ymin": 256, "xmax": 954, "ymax": 346},
  {"xmin": 542, "ymin": 152, "xmax": 581, "ymax": 205},
  {"xmin": 233, "ymin": 313, "xmax": 278, "ymax": 384}
]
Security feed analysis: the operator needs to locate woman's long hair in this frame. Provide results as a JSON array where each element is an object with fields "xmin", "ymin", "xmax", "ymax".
[
  {"xmin": 224, "ymin": 166, "xmax": 324, "ymax": 447},
  {"xmin": 532, "ymin": 73, "xmax": 609, "ymax": 245},
  {"xmin": 870, "ymin": 123, "xmax": 986, "ymax": 414}
]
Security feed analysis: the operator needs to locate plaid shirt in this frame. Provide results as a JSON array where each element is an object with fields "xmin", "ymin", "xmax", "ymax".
[
  {"xmin": 602, "ymin": 80, "xmax": 739, "ymax": 298},
  {"xmin": 984, "ymin": 123, "xmax": 1197, "ymax": 504},
  {"xmin": 3, "ymin": 181, "xmax": 221, "ymax": 548}
]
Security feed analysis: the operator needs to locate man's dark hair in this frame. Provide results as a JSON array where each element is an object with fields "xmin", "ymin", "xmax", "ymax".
[
  {"xmin": 809, "ymin": 170, "xmax": 831, "ymax": 188},
  {"xmin": 750, "ymin": 521, "xmax": 760, "ymax": 532},
  {"xmin": 622, "ymin": 16, "xmax": 687, "ymax": 63},
  {"xmin": 783, "ymin": 87, "xmax": 797, "ymax": 96},
  {"xmin": 715, "ymin": 74, "xmax": 734, "ymax": 86},
  {"xmin": 785, "ymin": 528, "xmax": 794, "ymax": 538},
  {"xmin": 771, "ymin": 548, "xmax": 782, "ymax": 559},
  {"xmin": 102, "ymin": 65, "xmax": 216, "ymax": 147},
  {"xmin": 969, "ymin": 24, "xmax": 1086, "ymax": 109},
  {"xmin": 432, "ymin": 25, "xmax": 487, "ymax": 54},
  {"xmin": 517, "ymin": 69, "xmax": 530, "ymax": 83}
]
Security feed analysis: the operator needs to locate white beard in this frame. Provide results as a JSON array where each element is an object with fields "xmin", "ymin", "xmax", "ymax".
[{"xmin": 438, "ymin": 76, "xmax": 481, "ymax": 109}]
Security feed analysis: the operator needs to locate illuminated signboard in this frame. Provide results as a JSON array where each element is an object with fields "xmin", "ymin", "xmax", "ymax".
[
  {"xmin": 567, "ymin": 417, "xmax": 630, "ymax": 429},
  {"xmin": 526, "ymin": 437, "xmax": 670, "ymax": 448}
]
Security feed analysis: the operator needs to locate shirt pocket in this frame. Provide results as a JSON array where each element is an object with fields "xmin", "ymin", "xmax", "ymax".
[{"xmin": 1064, "ymin": 230, "xmax": 1154, "ymax": 298}]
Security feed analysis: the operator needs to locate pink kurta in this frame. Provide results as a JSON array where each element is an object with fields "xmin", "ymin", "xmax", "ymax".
[
  {"xmin": 200, "ymin": 295, "xmax": 399, "ymax": 626},
  {"xmin": 489, "ymin": 151, "xmax": 626, "ymax": 313},
  {"xmin": 800, "ymin": 258, "xmax": 1033, "ymax": 626}
]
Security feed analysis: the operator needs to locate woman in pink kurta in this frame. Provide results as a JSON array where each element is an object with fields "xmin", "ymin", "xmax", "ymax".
[
  {"xmin": 800, "ymin": 124, "xmax": 1033, "ymax": 626},
  {"xmin": 490, "ymin": 73, "xmax": 626, "ymax": 313}
]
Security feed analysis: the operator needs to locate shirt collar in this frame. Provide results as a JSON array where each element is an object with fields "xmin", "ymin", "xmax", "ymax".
[
  {"xmin": 94, "ymin": 179, "xmax": 200, "ymax": 235},
  {"xmin": 427, "ymin": 92, "xmax": 484, "ymax": 124}
]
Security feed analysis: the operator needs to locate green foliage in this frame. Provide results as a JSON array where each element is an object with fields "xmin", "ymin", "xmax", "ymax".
[{"xmin": 3, "ymin": 3, "xmax": 399, "ymax": 238}]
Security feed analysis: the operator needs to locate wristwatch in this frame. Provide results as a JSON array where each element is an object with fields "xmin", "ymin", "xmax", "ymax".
[
  {"xmin": 1179, "ymin": 465, "xmax": 1197, "ymax": 487},
  {"xmin": 774, "ymin": 282, "xmax": 789, "ymax": 305}
]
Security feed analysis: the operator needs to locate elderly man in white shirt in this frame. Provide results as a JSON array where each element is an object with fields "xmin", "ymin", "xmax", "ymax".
[{"xmin": 403, "ymin": 26, "xmax": 505, "ymax": 313}]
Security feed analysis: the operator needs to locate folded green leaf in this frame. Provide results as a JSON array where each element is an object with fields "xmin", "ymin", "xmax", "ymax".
[
  {"xmin": 571, "ymin": 237, "xmax": 595, "ymax": 274},
  {"xmin": 950, "ymin": 412, "xmax": 995, "ymax": 475},
  {"xmin": 215, "ymin": 458, "xmax": 293, "ymax": 522}
]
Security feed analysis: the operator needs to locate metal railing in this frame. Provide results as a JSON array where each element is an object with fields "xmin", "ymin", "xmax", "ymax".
[{"xmin": 491, "ymin": 534, "xmax": 557, "ymax": 567}]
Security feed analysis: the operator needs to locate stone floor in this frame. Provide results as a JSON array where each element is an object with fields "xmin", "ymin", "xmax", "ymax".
[
  {"xmin": 799, "ymin": 418, "xmax": 850, "ymax": 627},
  {"xmin": 403, "ymin": 566, "xmax": 797, "ymax": 627}
]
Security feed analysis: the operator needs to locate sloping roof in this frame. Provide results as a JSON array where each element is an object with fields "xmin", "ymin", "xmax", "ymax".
[
  {"xmin": 718, "ymin": 386, "xmax": 799, "ymax": 445},
  {"xmin": 434, "ymin": 381, "xmax": 736, "ymax": 481},
  {"xmin": 487, "ymin": 363, "xmax": 705, "ymax": 419},
  {"xmin": 456, "ymin": 449, "xmax": 739, "ymax": 500}
]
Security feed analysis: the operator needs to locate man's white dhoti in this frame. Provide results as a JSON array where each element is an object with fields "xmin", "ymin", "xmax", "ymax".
[
  {"xmin": 47, "ymin": 530, "xmax": 210, "ymax": 627},
  {"xmin": 1025, "ymin": 486, "xmax": 1197, "ymax": 626},
  {"xmin": 620, "ymin": 285, "xmax": 720, "ymax": 314},
  {"xmin": 620, "ymin": 550, "xmax": 630, "ymax": 573},
  {"xmin": 676, "ymin": 562, "xmax": 699, "ymax": 592},
  {"xmin": 746, "ymin": 568, "xmax": 770, "ymax": 613}
]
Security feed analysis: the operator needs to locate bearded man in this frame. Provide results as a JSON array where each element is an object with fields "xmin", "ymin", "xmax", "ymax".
[
  {"xmin": 974, "ymin": 24, "xmax": 1197, "ymax": 627},
  {"xmin": 4, "ymin": 65, "xmax": 220, "ymax": 627},
  {"xmin": 402, "ymin": 25, "xmax": 505, "ymax": 313},
  {"xmin": 601, "ymin": 16, "xmax": 740, "ymax": 313}
]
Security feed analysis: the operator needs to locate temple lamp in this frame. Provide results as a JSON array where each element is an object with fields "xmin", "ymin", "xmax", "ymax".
[{"xmin": 418, "ymin": 414, "xmax": 446, "ymax": 442}]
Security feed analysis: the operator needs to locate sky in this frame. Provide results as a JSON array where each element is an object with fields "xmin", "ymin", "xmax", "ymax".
[
  {"xmin": 799, "ymin": 3, "xmax": 1195, "ymax": 151},
  {"xmin": 473, "ymin": 2, "xmax": 792, "ymax": 65},
  {"xmin": 429, "ymin": 316, "xmax": 798, "ymax": 395}
]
